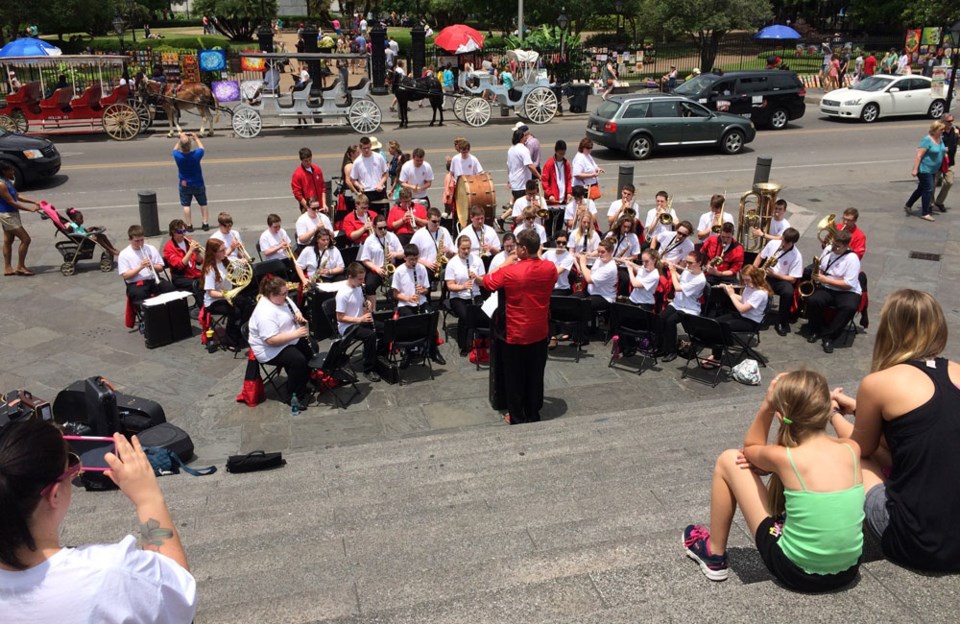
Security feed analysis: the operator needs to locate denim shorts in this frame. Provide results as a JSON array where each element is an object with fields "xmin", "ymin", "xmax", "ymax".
[
  {"xmin": 179, "ymin": 184, "xmax": 208, "ymax": 206},
  {"xmin": 864, "ymin": 484, "xmax": 890, "ymax": 540}
]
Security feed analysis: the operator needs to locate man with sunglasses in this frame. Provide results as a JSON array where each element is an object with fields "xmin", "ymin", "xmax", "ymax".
[
  {"xmin": 651, "ymin": 220, "xmax": 695, "ymax": 267},
  {"xmin": 208, "ymin": 211, "xmax": 246, "ymax": 260},
  {"xmin": 803, "ymin": 228, "xmax": 861, "ymax": 354},
  {"xmin": 350, "ymin": 136, "xmax": 389, "ymax": 205},
  {"xmin": 934, "ymin": 114, "xmax": 957, "ymax": 212},
  {"xmin": 543, "ymin": 231, "xmax": 575, "ymax": 296},
  {"xmin": 411, "ymin": 207, "xmax": 455, "ymax": 285},
  {"xmin": 359, "ymin": 214, "xmax": 403, "ymax": 309}
]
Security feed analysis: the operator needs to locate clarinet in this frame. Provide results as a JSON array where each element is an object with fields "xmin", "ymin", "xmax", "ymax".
[
  {"xmin": 285, "ymin": 297, "xmax": 318, "ymax": 356},
  {"xmin": 412, "ymin": 265, "xmax": 422, "ymax": 314}
]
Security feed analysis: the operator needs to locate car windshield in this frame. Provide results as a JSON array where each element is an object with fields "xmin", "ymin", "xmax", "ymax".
[
  {"xmin": 595, "ymin": 100, "xmax": 621, "ymax": 119},
  {"xmin": 674, "ymin": 74, "xmax": 719, "ymax": 96},
  {"xmin": 852, "ymin": 76, "xmax": 894, "ymax": 92}
]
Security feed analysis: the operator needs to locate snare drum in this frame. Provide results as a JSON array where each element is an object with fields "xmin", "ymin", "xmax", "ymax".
[{"xmin": 455, "ymin": 173, "xmax": 497, "ymax": 228}]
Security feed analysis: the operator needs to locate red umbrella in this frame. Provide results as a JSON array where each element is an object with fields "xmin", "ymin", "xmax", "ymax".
[{"xmin": 433, "ymin": 25, "xmax": 485, "ymax": 54}]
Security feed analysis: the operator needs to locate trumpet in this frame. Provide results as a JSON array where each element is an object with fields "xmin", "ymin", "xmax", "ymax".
[
  {"xmin": 710, "ymin": 210, "xmax": 723, "ymax": 234},
  {"xmin": 407, "ymin": 206, "xmax": 419, "ymax": 231},
  {"xmin": 235, "ymin": 237, "xmax": 253, "ymax": 263},
  {"xmin": 138, "ymin": 247, "xmax": 161, "ymax": 283}
]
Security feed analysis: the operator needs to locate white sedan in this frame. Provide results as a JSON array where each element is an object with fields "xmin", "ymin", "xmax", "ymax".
[{"xmin": 820, "ymin": 74, "xmax": 947, "ymax": 123}]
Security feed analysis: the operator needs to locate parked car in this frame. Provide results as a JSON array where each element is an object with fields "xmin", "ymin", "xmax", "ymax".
[
  {"xmin": 672, "ymin": 70, "xmax": 807, "ymax": 129},
  {"xmin": 585, "ymin": 93, "xmax": 756, "ymax": 160},
  {"xmin": 819, "ymin": 74, "xmax": 946, "ymax": 123},
  {"xmin": 0, "ymin": 129, "xmax": 61, "ymax": 189}
]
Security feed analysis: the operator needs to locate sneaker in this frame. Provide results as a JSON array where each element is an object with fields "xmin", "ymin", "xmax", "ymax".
[
  {"xmin": 776, "ymin": 323, "xmax": 789, "ymax": 337},
  {"xmin": 201, "ymin": 223, "xmax": 210, "ymax": 231},
  {"xmin": 935, "ymin": 203, "xmax": 947, "ymax": 213},
  {"xmin": 683, "ymin": 525, "xmax": 729, "ymax": 581},
  {"xmin": 186, "ymin": 224, "xmax": 195, "ymax": 233},
  {"xmin": 363, "ymin": 370, "xmax": 381, "ymax": 383},
  {"xmin": 822, "ymin": 339, "xmax": 834, "ymax": 354},
  {"xmin": 430, "ymin": 352, "xmax": 447, "ymax": 365}
]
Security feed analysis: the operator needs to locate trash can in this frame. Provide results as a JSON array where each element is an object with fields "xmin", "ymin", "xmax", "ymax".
[
  {"xmin": 137, "ymin": 191, "xmax": 160, "ymax": 237},
  {"xmin": 567, "ymin": 84, "xmax": 591, "ymax": 114}
]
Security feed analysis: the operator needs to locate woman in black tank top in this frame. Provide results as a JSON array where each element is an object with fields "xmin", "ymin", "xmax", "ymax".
[{"xmin": 831, "ymin": 289, "xmax": 960, "ymax": 571}]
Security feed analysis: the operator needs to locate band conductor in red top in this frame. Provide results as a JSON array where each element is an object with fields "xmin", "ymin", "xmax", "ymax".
[{"xmin": 482, "ymin": 229, "xmax": 558, "ymax": 424}]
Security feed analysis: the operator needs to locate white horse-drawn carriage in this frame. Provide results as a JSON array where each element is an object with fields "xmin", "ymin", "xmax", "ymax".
[{"xmin": 453, "ymin": 49, "xmax": 559, "ymax": 127}]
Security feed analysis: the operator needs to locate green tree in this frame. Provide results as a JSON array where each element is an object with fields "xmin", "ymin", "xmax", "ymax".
[
  {"xmin": 642, "ymin": 0, "xmax": 771, "ymax": 71},
  {"xmin": 850, "ymin": 0, "xmax": 960, "ymax": 34},
  {"xmin": 194, "ymin": 0, "xmax": 278, "ymax": 41}
]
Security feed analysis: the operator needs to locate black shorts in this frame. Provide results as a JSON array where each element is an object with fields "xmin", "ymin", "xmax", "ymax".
[{"xmin": 755, "ymin": 517, "xmax": 859, "ymax": 593}]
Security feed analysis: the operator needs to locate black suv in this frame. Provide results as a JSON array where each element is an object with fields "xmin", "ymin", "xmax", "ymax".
[
  {"xmin": 0, "ymin": 129, "xmax": 61, "ymax": 189},
  {"xmin": 673, "ymin": 70, "xmax": 806, "ymax": 130}
]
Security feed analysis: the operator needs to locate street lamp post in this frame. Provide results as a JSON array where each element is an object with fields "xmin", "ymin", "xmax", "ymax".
[
  {"xmin": 557, "ymin": 12, "xmax": 569, "ymax": 83},
  {"xmin": 615, "ymin": 1, "xmax": 623, "ymax": 37},
  {"xmin": 113, "ymin": 14, "xmax": 127, "ymax": 54},
  {"xmin": 947, "ymin": 20, "xmax": 960, "ymax": 113}
]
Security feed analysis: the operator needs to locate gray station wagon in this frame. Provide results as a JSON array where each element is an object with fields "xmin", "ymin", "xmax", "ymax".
[{"xmin": 584, "ymin": 93, "xmax": 757, "ymax": 160}]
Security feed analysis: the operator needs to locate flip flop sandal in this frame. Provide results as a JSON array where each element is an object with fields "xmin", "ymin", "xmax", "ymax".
[
  {"xmin": 15, "ymin": 269, "xmax": 34, "ymax": 276},
  {"xmin": 700, "ymin": 360, "xmax": 720, "ymax": 369}
]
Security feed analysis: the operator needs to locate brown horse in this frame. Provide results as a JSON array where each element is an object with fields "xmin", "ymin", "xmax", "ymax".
[{"xmin": 141, "ymin": 80, "xmax": 220, "ymax": 137}]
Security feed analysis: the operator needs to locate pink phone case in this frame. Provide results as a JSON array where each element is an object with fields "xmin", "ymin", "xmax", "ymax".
[{"xmin": 64, "ymin": 435, "xmax": 115, "ymax": 472}]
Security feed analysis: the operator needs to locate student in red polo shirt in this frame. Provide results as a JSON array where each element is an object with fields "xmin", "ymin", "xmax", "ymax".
[
  {"xmin": 291, "ymin": 147, "xmax": 329, "ymax": 215},
  {"xmin": 482, "ymin": 229, "xmax": 558, "ymax": 425}
]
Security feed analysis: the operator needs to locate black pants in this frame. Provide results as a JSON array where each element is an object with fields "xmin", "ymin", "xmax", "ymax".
[
  {"xmin": 206, "ymin": 299, "xmax": 251, "ymax": 346},
  {"xmin": 364, "ymin": 189, "xmax": 387, "ymax": 205},
  {"xmin": 343, "ymin": 323, "xmax": 380, "ymax": 372},
  {"xmin": 711, "ymin": 314, "xmax": 759, "ymax": 359},
  {"xmin": 448, "ymin": 297, "xmax": 476, "ymax": 351},
  {"xmin": 805, "ymin": 288, "xmax": 860, "ymax": 341},
  {"xmin": 364, "ymin": 270, "xmax": 384, "ymax": 296},
  {"xmin": 171, "ymin": 275, "xmax": 202, "ymax": 309},
  {"xmin": 126, "ymin": 278, "xmax": 176, "ymax": 306},
  {"xmin": 266, "ymin": 338, "xmax": 314, "ymax": 400},
  {"xmin": 659, "ymin": 305, "xmax": 683, "ymax": 354},
  {"xmin": 503, "ymin": 338, "xmax": 549, "ymax": 424},
  {"xmin": 768, "ymin": 277, "xmax": 795, "ymax": 326},
  {"xmin": 511, "ymin": 189, "xmax": 526, "ymax": 200},
  {"xmin": 616, "ymin": 266, "xmax": 631, "ymax": 298}
]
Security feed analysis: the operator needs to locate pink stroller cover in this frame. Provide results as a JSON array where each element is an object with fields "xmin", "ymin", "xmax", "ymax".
[{"xmin": 38, "ymin": 201, "xmax": 67, "ymax": 230}]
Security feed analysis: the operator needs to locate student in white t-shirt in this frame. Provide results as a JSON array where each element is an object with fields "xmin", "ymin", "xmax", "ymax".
[
  {"xmin": 295, "ymin": 204, "xmax": 333, "ymax": 250},
  {"xmin": 359, "ymin": 213, "xmax": 404, "ymax": 309},
  {"xmin": 398, "ymin": 148, "xmax": 434, "ymax": 205},
  {"xmin": 753, "ymin": 227, "xmax": 802, "ymax": 336},
  {"xmin": 660, "ymin": 250, "xmax": 708, "ymax": 360},
  {"xmin": 513, "ymin": 209, "xmax": 548, "ymax": 246},
  {"xmin": 703, "ymin": 265, "xmax": 771, "ymax": 366},
  {"xmin": 652, "ymin": 220, "xmax": 695, "ymax": 267},
  {"xmin": 445, "ymin": 234, "xmax": 486, "ymax": 355},
  {"xmin": 335, "ymin": 262, "xmax": 381, "ymax": 381},
  {"xmin": 577, "ymin": 238, "xmax": 618, "ymax": 315},
  {"xmin": 488, "ymin": 233, "xmax": 517, "ymax": 273},
  {"xmin": 208, "ymin": 211, "xmax": 246, "ymax": 260},
  {"xmin": 642, "ymin": 189, "xmax": 678, "ymax": 240},
  {"xmin": 259, "ymin": 213, "xmax": 293, "ymax": 261},
  {"xmin": 248, "ymin": 275, "xmax": 314, "ymax": 401},
  {"xmin": 751, "ymin": 198, "xmax": 792, "ymax": 242},
  {"xmin": 411, "ymin": 206, "xmax": 454, "ymax": 282},
  {"xmin": 297, "ymin": 227, "xmax": 344, "ymax": 283},
  {"xmin": 511, "ymin": 179, "xmax": 548, "ymax": 226},
  {"xmin": 544, "ymin": 230, "xmax": 576, "ymax": 295},
  {"xmin": 0, "ymin": 419, "xmax": 197, "ymax": 624},
  {"xmin": 626, "ymin": 249, "xmax": 662, "ymax": 310},
  {"xmin": 449, "ymin": 141, "xmax": 483, "ymax": 178},
  {"xmin": 696, "ymin": 193, "xmax": 735, "ymax": 241},
  {"xmin": 564, "ymin": 185, "xmax": 597, "ymax": 230},
  {"xmin": 391, "ymin": 244, "xmax": 445, "ymax": 365}
]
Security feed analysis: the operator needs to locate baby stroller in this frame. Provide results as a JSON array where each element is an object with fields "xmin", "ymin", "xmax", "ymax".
[{"xmin": 37, "ymin": 202, "xmax": 114, "ymax": 276}]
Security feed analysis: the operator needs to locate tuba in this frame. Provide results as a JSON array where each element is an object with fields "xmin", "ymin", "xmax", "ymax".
[
  {"xmin": 816, "ymin": 214, "xmax": 840, "ymax": 246},
  {"xmin": 797, "ymin": 255, "xmax": 820, "ymax": 298},
  {"xmin": 738, "ymin": 182, "xmax": 783, "ymax": 253}
]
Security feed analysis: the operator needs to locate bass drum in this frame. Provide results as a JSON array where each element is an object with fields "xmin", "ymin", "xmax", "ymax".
[{"xmin": 455, "ymin": 172, "xmax": 497, "ymax": 229}]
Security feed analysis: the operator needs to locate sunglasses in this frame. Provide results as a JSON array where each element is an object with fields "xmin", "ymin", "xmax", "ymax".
[
  {"xmin": 429, "ymin": 220, "xmax": 440, "ymax": 224},
  {"xmin": 376, "ymin": 226, "xmax": 387, "ymax": 231},
  {"xmin": 556, "ymin": 240, "xmax": 568, "ymax": 245},
  {"xmin": 40, "ymin": 452, "xmax": 82, "ymax": 497},
  {"xmin": 176, "ymin": 229, "xmax": 187, "ymax": 234}
]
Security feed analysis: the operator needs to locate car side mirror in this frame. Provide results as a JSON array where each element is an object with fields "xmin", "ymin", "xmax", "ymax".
[{"xmin": 889, "ymin": 87, "xmax": 900, "ymax": 93}]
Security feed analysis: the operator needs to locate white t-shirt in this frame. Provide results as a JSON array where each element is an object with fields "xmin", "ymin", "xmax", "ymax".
[
  {"xmin": 697, "ymin": 211, "xmax": 735, "ymax": 236},
  {"xmin": 297, "ymin": 245, "xmax": 344, "ymax": 279},
  {"xmin": 629, "ymin": 266, "xmax": 660, "ymax": 306},
  {"xmin": 643, "ymin": 206, "xmax": 679, "ymax": 239},
  {"xmin": 506, "ymin": 143, "xmax": 534, "ymax": 191},
  {"xmin": 391, "ymin": 263, "xmax": 429, "ymax": 307},
  {"xmin": 295, "ymin": 211, "xmax": 333, "ymax": 244},
  {"xmin": 563, "ymin": 198, "xmax": 597, "ymax": 225},
  {"xmin": 514, "ymin": 221, "xmax": 547, "ymax": 245},
  {"xmin": 0, "ymin": 536, "xmax": 196, "ymax": 624},
  {"xmin": 398, "ymin": 160, "xmax": 434, "ymax": 200},
  {"xmin": 768, "ymin": 217, "xmax": 790, "ymax": 237},
  {"xmin": 445, "ymin": 254, "xmax": 485, "ymax": 299},
  {"xmin": 571, "ymin": 229, "xmax": 601, "ymax": 265},
  {"xmin": 655, "ymin": 231, "xmax": 695, "ymax": 265},
  {"xmin": 259, "ymin": 227, "xmax": 292, "ymax": 261},
  {"xmin": 588, "ymin": 258, "xmax": 618, "ymax": 302},
  {"xmin": 248, "ymin": 296, "xmax": 302, "ymax": 362},
  {"xmin": 118, "ymin": 244, "xmax": 163, "ymax": 283},
  {"xmin": 739, "ymin": 286, "xmax": 769, "ymax": 324},
  {"xmin": 449, "ymin": 154, "xmax": 483, "ymax": 178},
  {"xmin": 209, "ymin": 229, "xmax": 245, "ymax": 259},
  {"xmin": 759, "ymin": 239, "xmax": 802, "ymax": 279},
  {"xmin": 571, "ymin": 152, "xmax": 598, "ymax": 186},
  {"xmin": 203, "ymin": 264, "xmax": 229, "ymax": 308},
  {"xmin": 488, "ymin": 250, "xmax": 509, "ymax": 273},
  {"xmin": 411, "ymin": 226, "xmax": 454, "ymax": 264},
  {"xmin": 606, "ymin": 232, "xmax": 641, "ymax": 259},
  {"xmin": 544, "ymin": 248, "xmax": 575, "ymax": 290},
  {"xmin": 820, "ymin": 250, "xmax": 862, "ymax": 295},
  {"xmin": 335, "ymin": 284, "xmax": 365, "ymax": 335},
  {"xmin": 512, "ymin": 194, "xmax": 547, "ymax": 223},
  {"xmin": 350, "ymin": 153, "xmax": 388, "ymax": 191},
  {"xmin": 671, "ymin": 270, "xmax": 707, "ymax": 315},
  {"xmin": 462, "ymin": 224, "xmax": 500, "ymax": 257},
  {"xmin": 359, "ymin": 232, "xmax": 403, "ymax": 268}
]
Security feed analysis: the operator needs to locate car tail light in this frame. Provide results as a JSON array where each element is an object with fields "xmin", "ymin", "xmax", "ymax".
[
  {"xmin": 798, "ymin": 87, "xmax": 806, "ymax": 97},
  {"xmin": 603, "ymin": 121, "xmax": 617, "ymax": 133}
]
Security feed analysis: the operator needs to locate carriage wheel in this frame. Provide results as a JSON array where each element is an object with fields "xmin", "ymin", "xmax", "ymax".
[
  {"xmin": 231, "ymin": 106, "xmax": 262, "ymax": 139},
  {"xmin": 60, "ymin": 262, "xmax": 76, "ymax": 277},
  {"xmin": 523, "ymin": 87, "xmax": 558, "ymax": 124},
  {"xmin": 348, "ymin": 99, "xmax": 382, "ymax": 134},
  {"xmin": 463, "ymin": 97, "xmax": 491, "ymax": 127},
  {"xmin": 10, "ymin": 110, "xmax": 28, "ymax": 133},
  {"xmin": 102, "ymin": 104, "xmax": 141, "ymax": 140},
  {"xmin": 132, "ymin": 99, "xmax": 153, "ymax": 133},
  {"xmin": 99, "ymin": 252, "xmax": 113, "ymax": 272},
  {"xmin": 453, "ymin": 96, "xmax": 467, "ymax": 122},
  {"xmin": 0, "ymin": 114, "xmax": 16, "ymax": 133}
]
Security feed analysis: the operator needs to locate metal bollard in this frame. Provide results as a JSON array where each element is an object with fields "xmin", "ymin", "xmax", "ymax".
[
  {"xmin": 753, "ymin": 156, "xmax": 773, "ymax": 185},
  {"xmin": 137, "ymin": 191, "xmax": 160, "ymax": 237},
  {"xmin": 617, "ymin": 165, "xmax": 634, "ymax": 193}
]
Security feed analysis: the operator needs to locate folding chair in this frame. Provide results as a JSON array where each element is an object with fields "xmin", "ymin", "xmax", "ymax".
[
  {"xmin": 679, "ymin": 314, "xmax": 733, "ymax": 387},
  {"xmin": 321, "ymin": 296, "xmax": 363, "ymax": 358},
  {"xmin": 240, "ymin": 323, "xmax": 284, "ymax": 398},
  {"xmin": 608, "ymin": 303, "xmax": 660, "ymax": 374},
  {"xmin": 549, "ymin": 296, "xmax": 593, "ymax": 363},
  {"xmin": 381, "ymin": 311, "xmax": 439, "ymax": 384},
  {"xmin": 311, "ymin": 338, "xmax": 361, "ymax": 409}
]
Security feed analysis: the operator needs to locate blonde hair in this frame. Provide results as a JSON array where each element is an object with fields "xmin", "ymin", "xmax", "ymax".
[
  {"xmin": 930, "ymin": 120, "xmax": 946, "ymax": 135},
  {"xmin": 871, "ymin": 289, "xmax": 947, "ymax": 373},
  {"xmin": 766, "ymin": 370, "xmax": 833, "ymax": 516}
]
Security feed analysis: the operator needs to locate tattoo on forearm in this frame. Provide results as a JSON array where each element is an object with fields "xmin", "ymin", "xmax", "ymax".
[{"xmin": 139, "ymin": 519, "xmax": 174, "ymax": 548}]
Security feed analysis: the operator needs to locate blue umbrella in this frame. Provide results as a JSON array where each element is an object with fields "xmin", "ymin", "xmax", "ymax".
[
  {"xmin": 754, "ymin": 25, "xmax": 802, "ymax": 40},
  {"xmin": 0, "ymin": 37, "xmax": 63, "ymax": 58}
]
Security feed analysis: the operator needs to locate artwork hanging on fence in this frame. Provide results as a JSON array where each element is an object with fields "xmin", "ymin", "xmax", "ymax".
[
  {"xmin": 212, "ymin": 80, "xmax": 240, "ymax": 102},
  {"xmin": 241, "ymin": 53, "xmax": 267, "ymax": 72},
  {"xmin": 181, "ymin": 54, "xmax": 200, "ymax": 83},
  {"xmin": 199, "ymin": 49, "xmax": 226, "ymax": 72}
]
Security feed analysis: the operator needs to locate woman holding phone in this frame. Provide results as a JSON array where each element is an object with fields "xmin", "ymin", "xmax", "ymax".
[{"xmin": 0, "ymin": 419, "xmax": 196, "ymax": 621}]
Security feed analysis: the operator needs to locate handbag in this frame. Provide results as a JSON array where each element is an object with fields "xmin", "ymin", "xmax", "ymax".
[
  {"xmin": 144, "ymin": 447, "xmax": 217, "ymax": 477},
  {"xmin": 588, "ymin": 184, "xmax": 602, "ymax": 201},
  {"xmin": 941, "ymin": 155, "xmax": 950, "ymax": 174},
  {"xmin": 226, "ymin": 450, "xmax": 286, "ymax": 473}
]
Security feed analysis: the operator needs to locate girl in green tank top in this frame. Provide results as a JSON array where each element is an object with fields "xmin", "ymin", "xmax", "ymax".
[{"xmin": 683, "ymin": 370, "xmax": 864, "ymax": 591}]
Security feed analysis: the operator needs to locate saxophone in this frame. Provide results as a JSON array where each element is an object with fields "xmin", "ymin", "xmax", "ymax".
[
  {"xmin": 381, "ymin": 236, "xmax": 395, "ymax": 277},
  {"xmin": 761, "ymin": 246, "xmax": 782, "ymax": 272},
  {"xmin": 434, "ymin": 238, "xmax": 448, "ymax": 279},
  {"xmin": 313, "ymin": 249, "xmax": 330, "ymax": 284}
]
